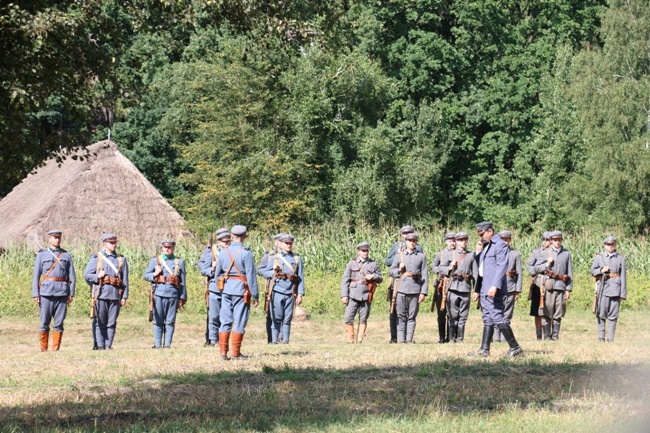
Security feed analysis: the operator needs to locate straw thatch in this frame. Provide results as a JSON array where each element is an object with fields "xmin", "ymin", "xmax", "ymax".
[{"xmin": 0, "ymin": 140, "xmax": 191, "ymax": 249}]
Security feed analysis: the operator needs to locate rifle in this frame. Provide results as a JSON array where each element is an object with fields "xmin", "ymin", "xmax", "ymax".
[
  {"xmin": 592, "ymin": 276, "xmax": 601, "ymax": 315},
  {"xmin": 90, "ymin": 284, "xmax": 99, "ymax": 318},
  {"xmin": 367, "ymin": 281, "xmax": 377, "ymax": 303},
  {"xmin": 149, "ymin": 254, "xmax": 160, "ymax": 323},
  {"xmin": 389, "ymin": 248, "xmax": 404, "ymax": 314},
  {"xmin": 206, "ymin": 233, "xmax": 214, "ymax": 309}
]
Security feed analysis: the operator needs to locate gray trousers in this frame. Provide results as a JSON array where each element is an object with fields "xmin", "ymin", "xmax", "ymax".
[
  {"xmin": 396, "ymin": 293, "xmax": 419, "ymax": 343},
  {"xmin": 542, "ymin": 289, "xmax": 566, "ymax": 325},
  {"xmin": 153, "ymin": 296, "xmax": 178, "ymax": 347},
  {"xmin": 344, "ymin": 299, "xmax": 370, "ymax": 324},
  {"xmin": 207, "ymin": 291, "xmax": 223, "ymax": 343},
  {"xmin": 597, "ymin": 295, "xmax": 621, "ymax": 341},
  {"xmin": 494, "ymin": 292, "xmax": 516, "ymax": 341},
  {"xmin": 95, "ymin": 299, "xmax": 121, "ymax": 348},
  {"xmin": 270, "ymin": 291, "xmax": 295, "ymax": 343},
  {"xmin": 447, "ymin": 290, "xmax": 470, "ymax": 327},
  {"xmin": 39, "ymin": 296, "xmax": 68, "ymax": 332}
]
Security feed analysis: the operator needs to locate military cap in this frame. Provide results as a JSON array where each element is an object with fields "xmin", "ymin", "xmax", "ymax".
[
  {"xmin": 279, "ymin": 234, "xmax": 295, "ymax": 243},
  {"xmin": 216, "ymin": 232, "xmax": 231, "ymax": 241},
  {"xmin": 47, "ymin": 229, "xmax": 62, "ymax": 237},
  {"xmin": 231, "ymin": 225, "xmax": 247, "ymax": 236},
  {"xmin": 101, "ymin": 233, "xmax": 117, "ymax": 242},
  {"xmin": 273, "ymin": 233, "xmax": 285, "ymax": 240},
  {"xmin": 455, "ymin": 232, "xmax": 469, "ymax": 240},
  {"xmin": 549, "ymin": 230, "xmax": 563, "ymax": 239},
  {"xmin": 215, "ymin": 227, "xmax": 228, "ymax": 235},
  {"xmin": 604, "ymin": 236, "xmax": 617, "ymax": 244},
  {"xmin": 444, "ymin": 232, "xmax": 456, "ymax": 240},
  {"xmin": 356, "ymin": 241, "xmax": 370, "ymax": 250},
  {"xmin": 476, "ymin": 221, "xmax": 493, "ymax": 231},
  {"xmin": 161, "ymin": 239, "xmax": 176, "ymax": 246},
  {"xmin": 400, "ymin": 225, "xmax": 415, "ymax": 234},
  {"xmin": 499, "ymin": 230, "xmax": 512, "ymax": 238},
  {"xmin": 542, "ymin": 231, "xmax": 552, "ymax": 240},
  {"xmin": 404, "ymin": 232, "xmax": 418, "ymax": 241}
]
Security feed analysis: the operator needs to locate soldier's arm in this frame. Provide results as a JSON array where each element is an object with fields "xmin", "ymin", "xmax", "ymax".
[
  {"xmin": 296, "ymin": 256, "xmax": 305, "ymax": 296},
  {"xmin": 261, "ymin": 253, "xmax": 276, "ymax": 279},
  {"xmin": 244, "ymin": 253, "xmax": 259, "ymax": 299},
  {"xmin": 340, "ymin": 261, "xmax": 352, "ymax": 298},
  {"xmin": 122, "ymin": 258, "xmax": 129, "ymax": 299},
  {"xmin": 84, "ymin": 255, "xmax": 99, "ymax": 285},
  {"xmin": 589, "ymin": 254, "xmax": 604, "ymax": 276},
  {"xmin": 68, "ymin": 254, "xmax": 76, "ymax": 297},
  {"xmin": 384, "ymin": 243, "xmax": 398, "ymax": 267},
  {"xmin": 257, "ymin": 253, "xmax": 269, "ymax": 277},
  {"xmin": 420, "ymin": 255, "xmax": 429, "ymax": 295},
  {"xmin": 515, "ymin": 252, "xmax": 523, "ymax": 293},
  {"xmin": 179, "ymin": 260, "xmax": 187, "ymax": 300},
  {"xmin": 197, "ymin": 248, "xmax": 214, "ymax": 277},
  {"xmin": 525, "ymin": 250, "xmax": 538, "ymax": 275},
  {"xmin": 489, "ymin": 242, "xmax": 509, "ymax": 289},
  {"xmin": 389, "ymin": 254, "xmax": 401, "ymax": 278},
  {"xmin": 620, "ymin": 256, "xmax": 627, "ymax": 299},
  {"xmin": 143, "ymin": 258, "xmax": 157, "ymax": 282},
  {"xmin": 566, "ymin": 253, "xmax": 573, "ymax": 291},
  {"xmin": 32, "ymin": 254, "xmax": 42, "ymax": 297},
  {"xmin": 430, "ymin": 252, "xmax": 441, "ymax": 274},
  {"xmin": 371, "ymin": 261, "xmax": 383, "ymax": 283}
]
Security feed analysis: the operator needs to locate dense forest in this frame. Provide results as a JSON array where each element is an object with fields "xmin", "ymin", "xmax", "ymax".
[{"xmin": 2, "ymin": 0, "xmax": 649, "ymax": 234}]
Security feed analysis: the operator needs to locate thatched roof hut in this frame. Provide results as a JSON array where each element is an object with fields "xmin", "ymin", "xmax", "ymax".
[{"xmin": 0, "ymin": 140, "xmax": 191, "ymax": 248}]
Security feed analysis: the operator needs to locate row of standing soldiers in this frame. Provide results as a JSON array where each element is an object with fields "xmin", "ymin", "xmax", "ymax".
[
  {"xmin": 31, "ymin": 224, "xmax": 625, "ymax": 353},
  {"xmin": 341, "ymin": 225, "xmax": 626, "ymax": 349}
]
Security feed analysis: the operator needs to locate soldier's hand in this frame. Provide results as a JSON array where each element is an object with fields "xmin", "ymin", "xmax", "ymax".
[
  {"xmin": 178, "ymin": 299, "xmax": 187, "ymax": 308},
  {"xmin": 487, "ymin": 286, "xmax": 497, "ymax": 298},
  {"xmin": 120, "ymin": 299, "xmax": 126, "ymax": 307},
  {"xmin": 211, "ymin": 260, "xmax": 217, "ymax": 269},
  {"xmin": 296, "ymin": 295, "xmax": 303, "ymax": 305},
  {"xmin": 399, "ymin": 263, "xmax": 405, "ymax": 271},
  {"xmin": 365, "ymin": 274, "xmax": 374, "ymax": 281},
  {"xmin": 274, "ymin": 265, "xmax": 282, "ymax": 272},
  {"xmin": 515, "ymin": 293, "xmax": 520, "ymax": 301},
  {"xmin": 620, "ymin": 297, "xmax": 626, "ymax": 301},
  {"xmin": 341, "ymin": 296, "xmax": 348, "ymax": 305},
  {"xmin": 472, "ymin": 292, "xmax": 479, "ymax": 302},
  {"xmin": 154, "ymin": 265, "xmax": 162, "ymax": 276},
  {"xmin": 547, "ymin": 258, "xmax": 554, "ymax": 266},
  {"xmin": 417, "ymin": 293, "xmax": 425, "ymax": 304},
  {"xmin": 67, "ymin": 296, "xmax": 73, "ymax": 305},
  {"xmin": 601, "ymin": 266, "xmax": 610, "ymax": 273},
  {"xmin": 98, "ymin": 270, "xmax": 106, "ymax": 279},
  {"xmin": 253, "ymin": 299, "xmax": 259, "ymax": 308},
  {"xmin": 565, "ymin": 291, "xmax": 571, "ymax": 300},
  {"xmin": 450, "ymin": 260, "xmax": 457, "ymax": 267},
  {"xmin": 475, "ymin": 241, "xmax": 483, "ymax": 252},
  {"xmin": 34, "ymin": 296, "xmax": 40, "ymax": 305}
]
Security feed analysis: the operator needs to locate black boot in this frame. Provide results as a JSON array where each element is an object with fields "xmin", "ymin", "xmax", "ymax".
[
  {"xmin": 543, "ymin": 323, "xmax": 551, "ymax": 340},
  {"xmin": 456, "ymin": 324, "xmax": 465, "ymax": 343},
  {"xmin": 449, "ymin": 325, "xmax": 457, "ymax": 343},
  {"xmin": 498, "ymin": 323, "xmax": 523, "ymax": 357},
  {"xmin": 437, "ymin": 315, "xmax": 447, "ymax": 343},
  {"xmin": 472, "ymin": 325, "xmax": 493, "ymax": 357},
  {"xmin": 551, "ymin": 322, "xmax": 561, "ymax": 340}
]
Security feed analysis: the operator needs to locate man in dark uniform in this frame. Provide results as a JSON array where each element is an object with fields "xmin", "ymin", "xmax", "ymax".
[
  {"xmin": 261, "ymin": 234, "xmax": 305, "ymax": 344},
  {"xmin": 442, "ymin": 232, "xmax": 476, "ymax": 343},
  {"xmin": 526, "ymin": 232, "xmax": 551, "ymax": 340},
  {"xmin": 389, "ymin": 232, "xmax": 428, "ymax": 343},
  {"xmin": 340, "ymin": 242, "xmax": 383, "ymax": 343},
  {"xmin": 197, "ymin": 229, "xmax": 230, "ymax": 347},
  {"xmin": 430, "ymin": 233, "xmax": 456, "ymax": 343},
  {"xmin": 590, "ymin": 236, "xmax": 626, "ymax": 342},
  {"xmin": 84, "ymin": 233, "xmax": 129, "ymax": 350},
  {"xmin": 217, "ymin": 225, "xmax": 258, "ymax": 359},
  {"xmin": 385, "ymin": 225, "xmax": 423, "ymax": 343},
  {"xmin": 32, "ymin": 229, "xmax": 76, "ymax": 351},
  {"xmin": 144, "ymin": 239, "xmax": 187, "ymax": 348},
  {"xmin": 493, "ymin": 230, "xmax": 522, "ymax": 342},
  {"xmin": 472, "ymin": 221, "xmax": 523, "ymax": 357}
]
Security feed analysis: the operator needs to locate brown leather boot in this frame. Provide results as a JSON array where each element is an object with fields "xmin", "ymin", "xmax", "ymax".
[
  {"xmin": 218, "ymin": 331, "xmax": 230, "ymax": 360},
  {"xmin": 231, "ymin": 332, "xmax": 248, "ymax": 360},
  {"xmin": 52, "ymin": 331, "xmax": 63, "ymax": 351},
  {"xmin": 357, "ymin": 323, "xmax": 367, "ymax": 343},
  {"xmin": 346, "ymin": 324, "xmax": 355, "ymax": 343},
  {"xmin": 39, "ymin": 331, "xmax": 49, "ymax": 352}
]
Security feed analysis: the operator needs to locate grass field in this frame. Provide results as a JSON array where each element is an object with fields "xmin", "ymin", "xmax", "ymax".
[{"xmin": 1, "ymin": 307, "xmax": 648, "ymax": 432}]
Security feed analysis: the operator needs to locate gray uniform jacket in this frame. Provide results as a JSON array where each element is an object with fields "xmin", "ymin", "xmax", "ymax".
[
  {"xmin": 526, "ymin": 247, "xmax": 546, "ymax": 278},
  {"xmin": 590, "ymin": 252, "xmax": 626, "ymax": 298},
  {"xmin": 529, "ymin": 247, "xmax": 573, "ymax": 291},
  {"xmin": 431, "ymin": 248, "xmax": 454, "ymax": 277},
  {"xmin": 385, "ymin": 241, "xmax": 423, "ymax": 267},
  {"xmin": 144, "ymin": 255, "xmax": 187, "ymax": 300},
  {"xmin": 506, "ymin": 249, "xmax": 523, "ymax": 293},
  {"xmin": 390, "ymin": 250, "xmax": 428, "ymax": 295},
  {"xmin": 32, "ymin": 248, "xmax": 76, "ymax": 297},
  {"xmin": 84, "ymin": 252, "xmax": 129, "ymax": 300},
  {"xmin": 447, "ymin": 249, "xmax": 477, "ymax": 293},
  {"xmin": 217, "ymin": 242, "xmax": 259, "ymax": 299},
  {"xmin": 340, "ymin": 258, "xmax": 383, "ymax": 301}
]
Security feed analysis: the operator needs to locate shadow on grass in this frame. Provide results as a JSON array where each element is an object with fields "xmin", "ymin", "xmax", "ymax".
[{"xmin": 1, "ymin": 356, "xmax": 648, "ymax": 432}]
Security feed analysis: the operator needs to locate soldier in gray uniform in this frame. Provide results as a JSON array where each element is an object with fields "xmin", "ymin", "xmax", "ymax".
[
  {"xmin": 84, "ymin": 233, "xmax": 129, "ymax": 350},
  {"xmin": 197, "ymin": 229, "xmax": 230, "ymax": 347},
  {"xmin": 217, "ymin": 225, "xmax": 259, "ymax": 359},
  {"xmin": 385, "ymin": 225, "xmax": 423, "ymax": 343},
  {"xmin": 590, "ymin": 236, "xmax": 626, "ymax": 342},
  {"xmin": 389, "ymin": 232, "xmax": 428, "ymax": 343},
  {"xmin": 493, "ymin": 230, "xmax": 522, "ymax": 342},
  {"xmin": 262, "ymin": 234, "xmax": 304, "ymax": 345},
  {"xmin": 258, "ymin": 233, "xmax": 284, "ymax": 344},
  {"xmin": 340, "ymin": 242, "xmax": 383, "ymax": 343},
  {"xmin": 32, "ymin": 229, "xmax": 76, "ymax": 351},
  {"xmin": 439, "ymin": 232, "xmax": 476, "ymax": 343},
  {"xmin": 472, "ymin": 221, "xmax": 523, "ymax": 357},
  {"xmin": 528, "ymin": 230, "xmax": 573, "ymax": 340},
  {"xmin": 430, "ymin": 233, "xmax": 456, "ymax": 343},
  {"xmin": 526, "ymin": 232, "xmax": 552, "ymax": 340},
  {"xmin": 144, "ymin": 240, "xmax": 187, "ymax": 348}
]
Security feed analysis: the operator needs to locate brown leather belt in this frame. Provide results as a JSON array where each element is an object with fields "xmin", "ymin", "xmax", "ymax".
[
  {"xmin": 99, "ymin": 276, "xmax": 123, "ymax": 286},
  {"xmin": 506, "ymin": 270, "xmax": 517, "ymax": 278},
  {"xmin": 41, "ymin": 276, "xmax": 69, "ymax": 283},
  {"xmin": 543, "ymin": 270, "xmax": 570, "ymax": 283},
  {"xmin": 404, "ymin": 272, "xmax": 422, "ymax": 279},
  {"xmin": 605, "ymin": 273, "xmax": 620, "ymax": 279},
  {"xmin": 228, "ymin": 275, "xmax": 248, "ymax": 282},
  {"xmin": 452, "ymin": 274, "xmax": 469, "ymax": 281},
  {"xmin": 154, "ymin": 275, "xmax": 181, "ymax": 286}
]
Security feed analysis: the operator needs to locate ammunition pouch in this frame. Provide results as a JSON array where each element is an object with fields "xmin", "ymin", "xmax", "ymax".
[
  {"xmin": 505, "ymin": 270, "xmax": 517, "ymax": 278},
  {"xmin": 216, "ymin": 277, "xmax": 225, "ymax": 291},
  {"xmin": 452, "ymin": 274, "xmax": 469, "ymax": 281},
  {"xmin": 543, "ymin": 270, "xmax": 570, "ymax": 283},
  {"xmin": 99, "ymin": 276, "xmax": 123, "ymax": 287},
  {"xmin": 154, "ymin": 275, "xmax": 181, "ymax": 287}
]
